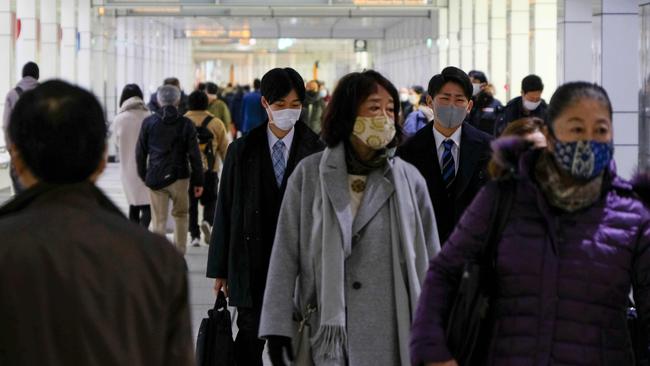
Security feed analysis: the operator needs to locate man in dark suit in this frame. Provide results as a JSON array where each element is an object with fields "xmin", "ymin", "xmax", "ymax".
[
  {"xmin": 207, "ymin": 68, "xmax": 324, "ymax": 366},
  {"xmin": 398, "ymin": 66, "xmax": 493, "ymax": 244},
  {"xmin": 0, "ymin": 80, "xmax": 193, "ymax": 365}
]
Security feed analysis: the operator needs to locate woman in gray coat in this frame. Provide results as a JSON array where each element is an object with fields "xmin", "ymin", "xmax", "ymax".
[{"xmin": 259, "ymin": 70, "xmax": 441, "ymax": 366}]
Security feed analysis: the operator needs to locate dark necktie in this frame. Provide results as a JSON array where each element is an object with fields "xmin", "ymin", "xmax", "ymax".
[{"xmin": 441, "ymin": 139, "xmax": 456, "ymax": 190}]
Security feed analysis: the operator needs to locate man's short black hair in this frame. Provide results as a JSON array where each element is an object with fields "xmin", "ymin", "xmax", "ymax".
[
  {"xmin": 22, "ymin": 62, "xmax": 39, "ymax": 80},
  {"xmin": 205, "ymin": 82, "xmax": 219, "ymax": 95},
  {"xmin": 468, "ymin": 70, "xmax": 487, "ymax": 84},
  {"xmin": 253, "ymin": 78, "xmax": 261, "ymax": 90},
  {"xmin": 260, "ymin": 68, "xmax": 306, "ymax": 105},
  {"xmin": 119, "ymin": 84, "xmax": 143, "ymax": 107},
  {"xmin": 197, "ymin": 82, "xmax": 206, "ymax": 92},
  {"xmin": 321, "ymin": 69, "xmax": 402, "ymax": 148},
  {"xmin": 427, "ymin": 66, "xmax": 473, "ymax": 100},
  {"xmin": 9, "ymin": 80, "xmax": 107, "ymax": 184},
  {"xmin": 188, "ymin": 90, "xmax": 209, "ymax": 111},
  {"xmin": 412, "ymin": 85, "xmax": 424, "ymax": 95},
  {"xmin": 522, "ymin": 74, "xmax": 544, "ymax": 93}
]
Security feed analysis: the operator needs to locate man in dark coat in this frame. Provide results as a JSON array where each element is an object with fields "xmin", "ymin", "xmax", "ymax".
[
  {"xmin": 467, "ymin": 70, "xmax": 503, "ymax": 136},
  {"xmin": 0, "ymin": 80, "xmax": 193, "ymax": 366},
  {"xmin": 207, "ymin": 68, "xmax": 324, "ymax": 366},
  {"xmin": 495, "ymin": 73, "xmax": 548, "ymax": 135},
  {"xmin": 397, "ymin": 66, "xmax": 493, "ymax": 244}
]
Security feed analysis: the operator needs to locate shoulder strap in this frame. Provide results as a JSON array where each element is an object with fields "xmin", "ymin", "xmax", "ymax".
[
  {"xmin": 201, "ymin": 116, "xmax": 212, "ymax": 129},
  {"xmin": 14, "ymin": 87, "xmax": 23, "ymax": 96}
]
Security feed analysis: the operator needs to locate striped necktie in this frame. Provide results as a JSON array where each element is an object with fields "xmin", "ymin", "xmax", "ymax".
[
  {"xmin": 441, "ymin": 139, "xmax": 456, "ymax": 190},
  {"xmin": 272, "ymin": 140, "xmax": 286, "ymax": 187}
]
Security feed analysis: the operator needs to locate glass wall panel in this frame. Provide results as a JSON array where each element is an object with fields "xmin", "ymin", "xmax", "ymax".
[{"xmin": 640, "ymin": 3, "xmax": 650, "ymax": 171}]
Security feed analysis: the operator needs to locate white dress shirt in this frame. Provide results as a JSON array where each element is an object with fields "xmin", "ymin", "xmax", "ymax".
[
  {"xmin": 432, "ymin": 125, "xmax": 462, "ymax": 174},
  {"xmin": 267, "ymin": 125, "xmax": 295, "ymax": 164}
]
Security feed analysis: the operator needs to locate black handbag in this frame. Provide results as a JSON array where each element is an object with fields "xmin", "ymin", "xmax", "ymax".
[
  {"xmin": 445, "ymin": 179, "xmax": 516, "ymax": 365},
  {"xmin": 196, "ymin": 292, "xmax": 235, "ymax": 366}
]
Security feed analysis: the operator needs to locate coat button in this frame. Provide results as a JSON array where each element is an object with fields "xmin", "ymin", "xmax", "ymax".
[{"xmin": 352, "ymin": 282, "xmax": 362, "ymax": 290}]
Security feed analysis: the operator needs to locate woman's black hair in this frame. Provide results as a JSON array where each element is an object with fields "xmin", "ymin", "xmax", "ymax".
[
  {"xmin": 188, "ymin": 90, "xmax": 209, "ymax": 111},
  {"xmin": 260, "ymin": 68, "xmax": 306, "ymax": 105},
  {"xmin": 119, "ymin": 84, "xmax": 143, "ymax": 107},
  {"xmin": 321, "ymin": 69, "xmax": 402, "ymax": 148},
  {"xmin": 547, "ymin": 82, "xmax": 613, "ymax": 133}
]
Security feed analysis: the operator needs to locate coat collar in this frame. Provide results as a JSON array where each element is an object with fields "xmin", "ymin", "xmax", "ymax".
[
  {"xmin": 0, "ymin": 181, "xmax": 124, "ymax": 219},
  {"xmin": 455, "ymin": 123, "xmax": 489, "ymax": 198}
]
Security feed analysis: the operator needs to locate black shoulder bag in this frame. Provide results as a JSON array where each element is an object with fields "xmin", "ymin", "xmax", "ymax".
[{"xmin": 445, "ymin": 178, "xmax": 516, "ymax": 365}]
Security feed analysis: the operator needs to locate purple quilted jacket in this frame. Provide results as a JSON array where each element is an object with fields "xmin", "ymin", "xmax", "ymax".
[{"xmin": 411, "ymin": 144, "xmax": 650, "ymax": 366}]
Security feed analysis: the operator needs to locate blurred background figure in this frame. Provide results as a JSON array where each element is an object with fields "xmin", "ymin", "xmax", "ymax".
[
  {"xmin": 496, "ymin": 74, "xmax": 547, "ymax": 135},
  {"xmin": 148, "ymin": 77, "xmax": 189, "ymax": 116},
  {"xmin": 302, "ymin": 79, "xmax": 327, "ymax": 134},
  {"xmin": 205, "ymin": 81, "xmax": 233, "ymax": 137},
  {"xmin": 113, "ymin": 84, "xmax": 151, "ymax": 228},
  {"xmin": 241, "ymin": 78, "xmax": 265, "ymax": 134},
  {"xmin": 467, "ymin": 70, "xmax": 503, "ymax": 136}
]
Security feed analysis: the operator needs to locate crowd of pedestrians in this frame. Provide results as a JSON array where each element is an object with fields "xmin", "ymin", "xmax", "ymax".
[{"xmin": 0, "ymin": 60, "xmax": 649, "ymax": 366}]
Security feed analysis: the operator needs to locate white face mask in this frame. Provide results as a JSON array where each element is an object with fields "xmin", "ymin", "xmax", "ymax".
[
  {"xmin": 267, "ymin": 107, "xmax": 301, "ymax": 131},
  {"xmin": 399, "ymin": 93, "xmax": 409, "ymax": 103},
  {"xmin": 523, "ymin": 98, "xmax": 541, "ymax": 111},
  {"xmin": 408, "ymin": 94, "xmax": 419, "ymax": 105},
  {"xmin": 319, "ymin": 89, "xmax": 327, "ymax": 98},
  {"xmin": 472, "ymin": 83, "xmax": 482, "ymax": 96}
]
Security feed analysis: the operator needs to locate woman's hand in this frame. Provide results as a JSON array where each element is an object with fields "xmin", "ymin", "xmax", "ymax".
[
  {"xmin": 426, "ymin": 360, "xmax": 459, "ymax": 366},
  {"xmin": 213, "ymin": 278, "xmax": 228, "ymax": 297}
]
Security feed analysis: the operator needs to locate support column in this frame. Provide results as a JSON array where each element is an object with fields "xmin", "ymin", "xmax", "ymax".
[
  {"xmin": 448, "ymin": 0, "xmax": 460, "ymax": 66},
  {"xmin": 460, "ymin": 0, "xmax": 473, "ymax": 70},
  {"xmin": 103, "ymin": 14, "xmax": 118, "ymax": 122},
  {"xmin": 40, "ymin": 0, "xmax": 59, "ymax": 80},
  {"xmin": 473, "ymin": 0, "xmax": 489, "ymax": 73},
  {"xmin": 0, "ymin": 0, "xmax": 13, "ymax": 137},
  {"xmin": 77, "ymin": 0, "xmax": 91, "ymax": 89},
  {"xmin": 489, "ymin": 0, "xmax": 507, "ymax": 101},
  {"xmin": 593, "ymin": 0, "xmax": 640, "ymax": 179},
  {"xmin": 436, "ymin": 7, "xmax": 449, "ymax": 72},
  {"xmin": 126, "ymin": 17, "xmax": 136, "ymax": 88},
  {"xmin": 60, "ymin": 0, "xmax": 77, "ymax": 82},
  {"xmin": 640, "ymin": 2, "xmax": 650, "ymax": 171},
  {"xmin": 557, "ymin": 0, "xmax": 592, "ymax": 83},
  {"xmin": 507, "ymin": 0, "xmax": 530, "ymax": 101},
  {"xmin": 15, "ymin": 0, "xmax": 38, "ymax": 80},
  {"xmin": 115, "ymin": 16, "xmax": 127, "ymax": 99},
  {"xmin": 531, "ymin": 0, "xmax": 557, "ymax": 101}
]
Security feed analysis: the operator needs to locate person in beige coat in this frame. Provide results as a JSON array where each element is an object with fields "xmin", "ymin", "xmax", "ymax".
[
  {"xmin": 113, "ymin": 84, "xmax": 151, "ymax": 227},
  {"xmin": 184, "ymin": 91, "xmax": 229, "ymax": 246}
]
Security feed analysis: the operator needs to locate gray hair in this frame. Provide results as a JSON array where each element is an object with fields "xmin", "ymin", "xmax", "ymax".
[{"xmin": 157, "ymin": 85, "xmax": 181, "ymax": 107}]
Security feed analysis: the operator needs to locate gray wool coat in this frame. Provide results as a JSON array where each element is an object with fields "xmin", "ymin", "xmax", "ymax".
[{"xmin": 259, "ymin": 144, "xmax": 439, "ymax": 366}]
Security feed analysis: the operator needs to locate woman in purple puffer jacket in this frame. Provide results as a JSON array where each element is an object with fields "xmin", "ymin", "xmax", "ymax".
[{"xmin": 410, "ymin": 82, "xmax": 650, "ymax": 366}]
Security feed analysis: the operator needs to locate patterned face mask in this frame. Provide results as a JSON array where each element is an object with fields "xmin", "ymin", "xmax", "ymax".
[
  {"xmin": 553, "ymin": 140, "xmax": 614, "ymax": 180},
  {"xmin": 352, "ymin": 114, "xmax": 396, "ymax": 150}
]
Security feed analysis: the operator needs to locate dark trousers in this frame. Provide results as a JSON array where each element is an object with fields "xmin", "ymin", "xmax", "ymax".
[
  {"xmin": 189, "ymin": 171, "xmax": 218, "ymax": 239},
  {"xmin": 235, "ymin": 306, "xmax": 266, "ymax": 366},
  {"xmin": 128, "ymin": 205, "xmax": 151, "ymax": 228}
]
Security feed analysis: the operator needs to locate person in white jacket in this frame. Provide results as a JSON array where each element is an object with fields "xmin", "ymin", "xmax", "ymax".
[
  {"xmin": 113, "ymin": 84, "xmax": 151, "ymax": 227},
  {"xmin": 3, "ymin": 62, "xmax": 39, "ymax": 194}
]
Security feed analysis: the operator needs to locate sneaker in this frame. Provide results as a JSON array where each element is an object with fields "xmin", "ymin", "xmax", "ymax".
[
  {"xmin": 191, "ymin": 237, "xmax": 201, "ymax": 247},
  {"xmin": 201, "ymin": 221, "xmax": 212, "ymax": 244}
]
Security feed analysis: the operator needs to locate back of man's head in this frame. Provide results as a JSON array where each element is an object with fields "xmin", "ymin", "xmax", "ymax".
[
  {"xmin": 22, "ymin": 62, "xmax": 39, "ymax": 80},
  {"xmin": 157, "ymin": 85, "xmax": 181, "ymax": 107},
  {"xmin": 253, "ymin": 79, "xmax": 261, "ymax": 90},
  {"xmin": 164, "ymin": 77, "xmax": 181, "ymax": 89},
  {"xmin": 9, "ymin": 80, "xmax": 106, "ymax": 184},
  {"xmin": 205, "ymin": 82, "xmax": 219, "ymax": 95}
]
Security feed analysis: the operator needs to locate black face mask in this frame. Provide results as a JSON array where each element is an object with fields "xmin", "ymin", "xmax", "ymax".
[{"xmin": 306, "ymin": 90, "xmax": 318, "ymax": 98}]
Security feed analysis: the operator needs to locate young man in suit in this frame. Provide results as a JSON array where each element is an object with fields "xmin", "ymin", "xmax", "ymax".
[
  {"xmin": 397, "ymin": 66, "xmax": 493, "ymax": 244},
  {"xmin": 207, "ymin": 68, "xmax": 324, "ymax": 366}
]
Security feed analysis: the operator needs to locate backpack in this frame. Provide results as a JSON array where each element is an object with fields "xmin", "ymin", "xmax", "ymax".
[
  {"xmin": 196, "ymin": 116, "xmax": 216, "ymax": 171},
  {"xmin": 144, "ymin": 118, "xmax": 186, "ymax": 190}
]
